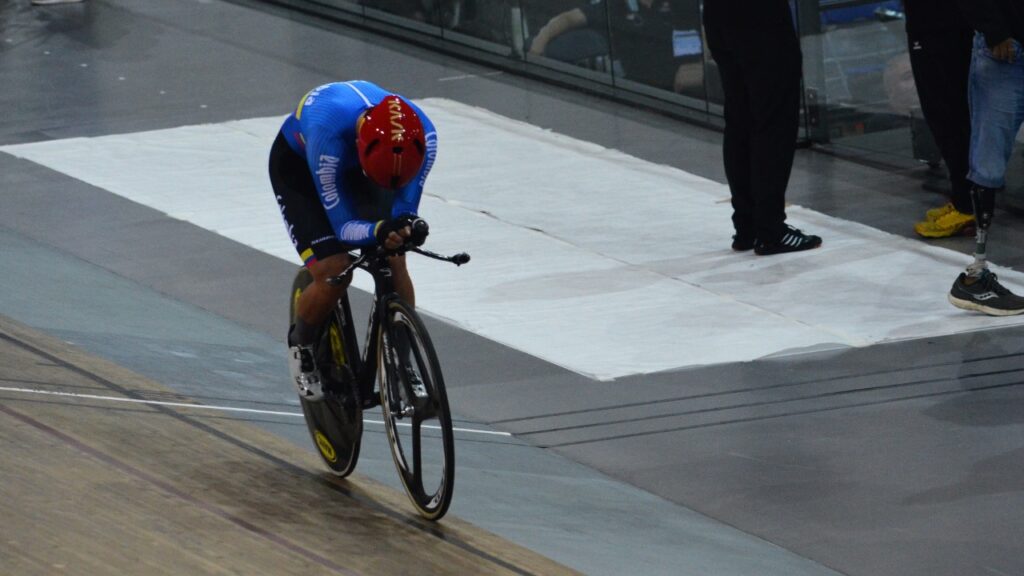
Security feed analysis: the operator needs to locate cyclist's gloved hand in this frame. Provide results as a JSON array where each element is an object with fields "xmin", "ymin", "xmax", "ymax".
[
  {"xmin": 375, "ymin": 219, "xmax": 406, "ymax": 250},
  {"xmin": 375, "ymin": 216, "xmax": 428, "ymax": 250},
  {"xmin": 394, "ymin": 214, "xmax": 429, "ymax": 247}
]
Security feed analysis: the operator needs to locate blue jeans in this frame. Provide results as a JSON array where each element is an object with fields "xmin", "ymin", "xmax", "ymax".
[{"xmin": 968, "ymin": 33, "xmax": 1024, "ymax": 189}]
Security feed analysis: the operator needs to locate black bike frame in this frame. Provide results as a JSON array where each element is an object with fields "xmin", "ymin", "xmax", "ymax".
[
  {"xmin": 328, "ymin": 244, "xmax": 470, "ymax": 406},
  {"xmin": 334, "ymin": 250, "xmax": 400, "ymax": 407}
]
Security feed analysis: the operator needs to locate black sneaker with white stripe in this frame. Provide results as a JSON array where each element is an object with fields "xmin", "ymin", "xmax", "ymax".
[
  {"xmin": 948, "ymin": 270, "xmax": 1024, "ymax": 316},
  {"xmin": 753, "ymin": 225, "xmax": 822, "ymax": 255}
]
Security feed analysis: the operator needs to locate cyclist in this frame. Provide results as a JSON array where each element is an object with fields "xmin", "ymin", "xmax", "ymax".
[{"xmin": 269, "ymin": 80, "xmax": 437, "ymax": 399}]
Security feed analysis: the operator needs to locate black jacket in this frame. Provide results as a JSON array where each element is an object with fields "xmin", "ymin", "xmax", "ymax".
[
  {"xmin": 903, "ymin": 0, "xmax": 968, "ymax": 34},
  {"xmin": 955, "ymin": 0, "xmax": 1024, "ymax": 47}
]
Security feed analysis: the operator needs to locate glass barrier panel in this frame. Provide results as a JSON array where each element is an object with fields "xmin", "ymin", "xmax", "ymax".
[
  {"xmin": 797, "ymin": 1, "xmax": 916, "ymax": 158},
  {"xmin": 309, "ymin": 0, "xmax": 362, "ymax": 13},
  {"xmin": 258, "ymin": 0, "xmax": 1024, "ymax": 210},
  {"xmin": 520, "ymin": 0, "xmax": 615, "ymax": 83},
  {"xmin": 361, "ymin": 0, "xmax": 444, "ymax": 34},
  {"xmin": 601, "ymin": 0, "xmax": 705, "ymax": 99},
  {"xmin": 437, "ymin": 0, "xmax": 520, "ymax": 56}
]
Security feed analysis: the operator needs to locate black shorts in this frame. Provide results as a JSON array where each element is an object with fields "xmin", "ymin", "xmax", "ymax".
[{"xmin": 269, "ymin": 132, "xmax": 393, "ymax": 266}]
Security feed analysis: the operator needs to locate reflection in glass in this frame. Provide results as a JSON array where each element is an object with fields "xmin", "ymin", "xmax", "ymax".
[
  {"xmin": 360, "ymin": 0, "xmax": 521, "ymax": 42},
  {"xmin": 442, "ymin": 0, "xmax": 518, "ymax": 47},
  {"xmin": 801, "ymin": 1, "xmax": 912, "ymax": 153},
  {"xmin": 315, "ymin": 0, "xmax": 361, "ymax": 13},
  {"xmin": 605, "ymin": 0, "xmax": 704, "ymax": 95},
  {"xmin": 526, "ymin": 1, "xmax": 613, "ymax": 74},
  {"xmin": 360, "ymin": 0, "xmax": 433, "ymax": 22},
  {"xmin": 526, "ymin": 0, "xmax": 705, "ymax": 95}
]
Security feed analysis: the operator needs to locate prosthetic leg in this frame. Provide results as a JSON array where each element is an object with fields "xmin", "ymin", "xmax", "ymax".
[
  {"xmin": 965, "ymin": 185, "xmax": 996, "ymax": 278},
  {"xmin": 949, "ymin": 184, "xmax": 1024, "ymax": 315}
]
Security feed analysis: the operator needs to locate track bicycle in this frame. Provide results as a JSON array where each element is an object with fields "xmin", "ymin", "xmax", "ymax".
[{"xmin": 288, "ymin": 220, "xmax": 469, "ymax": 520}]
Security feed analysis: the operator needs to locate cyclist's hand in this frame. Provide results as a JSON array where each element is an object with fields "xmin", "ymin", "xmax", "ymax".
[
  {"xmin": 395, "ymin": 214, "xmax": 428, "ymax": 247},
  {"xmin": 375, "ymin": 220, "xmax": 411, "ymax": 250},
  {"xmin": 376, "ymin": 216, "xmax": 428, "ymax": 250}
]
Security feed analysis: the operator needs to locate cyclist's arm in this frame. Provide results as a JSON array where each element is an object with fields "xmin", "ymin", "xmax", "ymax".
[
  {"xmin": 305, "ymin": 131, "xmax": 381, "ymax": 246},
  {"xmin": 391, "ymin": 112, "xmax": 438, "ymax": 219}
]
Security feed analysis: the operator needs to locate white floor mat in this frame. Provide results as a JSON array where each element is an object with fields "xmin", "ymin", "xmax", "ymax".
[{"xmin": 4, "ymin": 98, "xmax": 1023, "ymax": 380}]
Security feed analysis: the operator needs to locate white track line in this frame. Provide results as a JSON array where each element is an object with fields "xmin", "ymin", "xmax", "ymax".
[{"xmin": 0, "ymin": 386, "xmax": 512, "ymax": 437}]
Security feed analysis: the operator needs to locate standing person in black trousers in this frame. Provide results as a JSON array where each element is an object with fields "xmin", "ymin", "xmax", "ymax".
[
  {"xmin": 703, "ymin": 0, "xmax": 821, "ymax": 255},
  {"xmin": 905, "ymin": 0, "xmax": 976, "ymax": 238}
]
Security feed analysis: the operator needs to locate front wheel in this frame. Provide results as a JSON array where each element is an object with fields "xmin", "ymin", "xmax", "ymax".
[{"xmin": 377, "ymin": 298, "xmax": 455, "ymax": 520}]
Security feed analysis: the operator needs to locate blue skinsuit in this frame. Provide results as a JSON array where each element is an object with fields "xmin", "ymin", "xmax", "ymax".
[{"xmin": 279, "ymin": 80, "xmax": 437, "ymax": 246}]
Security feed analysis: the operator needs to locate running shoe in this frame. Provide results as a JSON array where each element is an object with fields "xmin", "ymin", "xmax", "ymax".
[
  {"xmin": 753, "ymin": 225, "xmax": 822, "ymax": 255},
  {"xmin": 948, "ymin": 270, "xmax": 1024, "ymax": 316},
  {"xmin": 915, "ymin": 206, "xmax": 975, "ymax": 238},
  {"xmin": 924, "ymin": 203, "xmax": 956, "ymax": 222}
]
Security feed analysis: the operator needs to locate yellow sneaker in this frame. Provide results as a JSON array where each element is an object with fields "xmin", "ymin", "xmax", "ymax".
[
  {"xmin": 924, "ymin": 203, "xmax": 956, "ymax": 222},
  {"xmin": 914, "ymin": 207, "xmax": 975, "ymax": 238}
]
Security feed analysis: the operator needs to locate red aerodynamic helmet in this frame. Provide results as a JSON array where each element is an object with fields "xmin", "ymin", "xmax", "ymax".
[{"xmin": 356, "ymin": 95, "xmax": 426, "ymax": 189}]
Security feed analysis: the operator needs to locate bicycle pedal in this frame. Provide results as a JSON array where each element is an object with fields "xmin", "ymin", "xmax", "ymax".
[{"xmin": 390, "ymin": 399, "xmax": 414, "ymax": 418}]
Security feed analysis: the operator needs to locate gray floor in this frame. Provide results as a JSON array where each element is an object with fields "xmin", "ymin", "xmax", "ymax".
[{"xmin": 2, "ymin": 1, "xmax": 1024, "ymax": 575}]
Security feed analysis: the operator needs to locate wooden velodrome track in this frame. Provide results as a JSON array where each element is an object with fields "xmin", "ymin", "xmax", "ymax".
[{"xmin": 0, "ymin": 315, "xmax": 578, "ymax": 576}]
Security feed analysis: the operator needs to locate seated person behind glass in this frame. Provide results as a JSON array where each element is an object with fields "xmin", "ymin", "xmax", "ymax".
[{"xmin": 528, "ymin": 0, "xmax": 702, "ymax": 93}]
